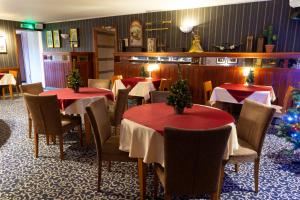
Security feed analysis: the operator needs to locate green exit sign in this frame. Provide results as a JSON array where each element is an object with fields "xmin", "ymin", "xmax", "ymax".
[{"xmin": 20, "ymin": 23, "xmax": 35, "ymax": 30}]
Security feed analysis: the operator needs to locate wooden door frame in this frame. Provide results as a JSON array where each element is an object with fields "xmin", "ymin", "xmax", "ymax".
[{"xmin": 92, "ymin": 27, "xmax": 118, "ymax": 78}]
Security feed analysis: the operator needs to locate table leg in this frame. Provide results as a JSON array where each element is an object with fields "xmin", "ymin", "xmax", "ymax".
[
  {"xmin": 84, "ymin": 113, "xmax": 91, "ymax": 146},
  {"xmin": 9, "ymin": 85, "xmax": 13, "ymax": 99},
  {"xmin": 138, "ymin": 158, "xmax": 147, "ymax": 200}
]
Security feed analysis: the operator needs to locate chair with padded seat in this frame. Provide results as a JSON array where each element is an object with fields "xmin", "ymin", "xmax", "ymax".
[
  {"xmin": 153, "ymin": 126, "xmax": 232, "ymax": 200},
  {"xmin": 88, "ymin": 79, "xmax": 111, "ymax": 90},
  {"xmin": 109, "ymin": 87, "xmax": 130, "ymax": 135},
  {"xmin": 272, "ymin": 85, "xmax": 294, "ymax": 116},
  {"xmin": 150, "ymin": 91, "xmax": 169, "ymax": 103},
  {"xmin": 19, "ymin": 82, "xmax": 44, "ymax": 139},
  {"xmin": 23, "ymin": 93, "xmax": 82, "ymax": 160},
  {"xmin": 85, "ymin": 97, "xmax": 137, "ymax": 191},
  {"xmin": 227, "ymin": 99, "xmax": 275, "ymax": 193}
]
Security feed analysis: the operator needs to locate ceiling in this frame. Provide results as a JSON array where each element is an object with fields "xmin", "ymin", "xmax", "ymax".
[{"xmin": 0, "ymin": 0, "xmax": 270, "ymax": 23}]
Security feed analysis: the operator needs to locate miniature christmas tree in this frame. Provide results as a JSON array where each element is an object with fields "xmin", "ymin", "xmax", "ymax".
[
  {"xmin": 246, "ymin": 69, "xmax": 254, "ymax": 85},
  {"xmin": 167, "ymin": 64, "xmax": 193, "ymax": 114}
]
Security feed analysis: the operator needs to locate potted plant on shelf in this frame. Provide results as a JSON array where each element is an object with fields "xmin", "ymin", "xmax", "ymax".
[
  {"xmin": 246, "ymin": 68, "xmax": 255, "ymax": 86},
  {"xmin": 67, "ymin": 59, "xmax": 82, "ymax": 92},
  {"xmin": 167, "ymin": 64, "xmax": 193, "ymax": 114},
  {"xmin": 263, "ymin": 25, "xmax": 277, "ymax": 53}
]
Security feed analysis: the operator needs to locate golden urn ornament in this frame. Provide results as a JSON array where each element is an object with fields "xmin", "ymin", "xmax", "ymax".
[{"xmin": 189, "ymin": 34, "xmax": 204, "ymax": 53}]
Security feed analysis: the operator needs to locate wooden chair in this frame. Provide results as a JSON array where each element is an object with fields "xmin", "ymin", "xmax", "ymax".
[
  {"xmin": 88, "ymin": 79, "xmax": 111, "ymax": 89},
  {"xmin": 109, "ymin": 88, "xmax": 131, "ymax": 135},
  {"xmin": 227, "ymin": 100, "xmax": 275, "ymax": 192},
  {"xmin": 272, "ymin": 85, "xmax": 294, "ymax": 115},
  {"xmin": 85, "ymin": 98, "xmax": 136, "ymax": 191},
  {"xmin": 203, "ymin": 80, "xmax": 213, "ymax": 106},
  {"xmin": 153, "ymin": 126, "xmax": 232, "ymax": 200},
  {"xmin": 159, "ymin": 78, "xmax": 172, "ymax": 91},
  {"xmin": 150, "ymin": 91, "xmax": 169, "ymax": 103},
  {"xmin": 1, "ymin": 70, "xmax": 19, "ymax": 99},
  {"xmin": 23, "ymin": 93, "xmax": 82, "ymax": 160},
  {"xmin": 19, "ymin": 82, "xmax": 44, "ymax": 139},
  {"xmin": 110, "ymin": 75, "xmax": 123, "ymax": 87}
]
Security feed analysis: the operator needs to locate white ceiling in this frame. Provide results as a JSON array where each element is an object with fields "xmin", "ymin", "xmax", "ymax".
[{"xmin": 0, "ymin": 0, "xmax": 270, "ymax": 23}]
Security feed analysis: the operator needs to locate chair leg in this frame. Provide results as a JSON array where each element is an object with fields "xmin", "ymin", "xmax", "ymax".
[
  {"xmin": 211, "ymin": 192, "xmax": 218, "ymax": 200},
  {"xmin": 8, "ymin": 85, "xmax": 13, "ymax": 99},
  {"xmin": 59, "ymin": 134, "xmax": 64, "ymax": 160},
  {"xmin": 153, "ymin": 169, "xmax": 158, "ymax": 199},
  {"xmin": 34, "ymin": 128, "xmax": 39, "ymax": 158},
  {"xmin": 28, "ymin": 117, "xmax": 32, "ymax": 139},
  {"xmin": 46, "ymin": 134, "xmax": 50, "ymax": 145},
  {"xmin": 254, "ymin": 158, "xmax": 260, "ymax": 193},
  {"xmin": 107, "ymin": 161, "xmax": 111, "ymax": 172},
  {"xmin": 52, "ymin": 135, "xmax": 56, "ymax": 144},
  {"xmin": 235, "ymin": 163, "xmax": 239, "ymax": 173},
  {"xmin": 217, "ymin": 160, "xmax": 226, "ymax": 199},
  {"xmin": 97, "ymin": 158, "xmax": 102, "ymax": 192},
  {"xmin": 2, "ymin": 87, "xmax": 5, "ymax": 100},
  {"xmin": 78, "ymin": 125, "xmax": 83, "ymax": 146}
]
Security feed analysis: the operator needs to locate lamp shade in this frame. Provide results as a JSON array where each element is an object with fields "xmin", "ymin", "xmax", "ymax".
[
  {"xmin": 147, "ymin": 64, "xmax": 159, "ymax": 72},
  {"xmin": 179, "ymin": 25, "xmax": 193, "ymax": 33}
]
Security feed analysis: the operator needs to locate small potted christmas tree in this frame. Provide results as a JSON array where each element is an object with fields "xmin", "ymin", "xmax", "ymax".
[
  {"xmin": 167, "ymin": 64, "xmax": 193, "ymax": 114},
  {"xmin": 246, "ymin": 68, "xmax": 254, "ymax": 86},
  {"xmin": 67, "ymin": 59, "xmax": 82, "ymax": 93}
]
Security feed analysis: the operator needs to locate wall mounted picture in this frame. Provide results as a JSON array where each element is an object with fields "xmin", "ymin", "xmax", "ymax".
[
  {"xmin": 70, "ymin": 28, "xmax": 79, "ymax": 48},
  {"xmin": 147, "ymin": 38, "xmax": 156, "ymax": 52},
  {"xmin": 0, "ymin": 35, "xmax": 7, "ymax": 53},
  {"xmin": 53, "ymin": 30, "xmax": 61, "ymax": 48},
  {"xmin": 216, "ymin": 57, "xmax": 226, "ymax": 64},
  {"xmin": 129, "ymin": 20, "xmax": 142, "ymax": 47},
  {"xmin": 46, "ymin": 30, "xmax": 53, "ymax": 48}
]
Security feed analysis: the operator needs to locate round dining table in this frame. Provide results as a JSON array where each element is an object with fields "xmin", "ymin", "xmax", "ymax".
[
  {"xmin": 119, "ymin": 103, "xmax": 238, "ymax": 200},
  {"xmin": 41, "ymin": 87, "xmax": 114, "ymax": 145}
]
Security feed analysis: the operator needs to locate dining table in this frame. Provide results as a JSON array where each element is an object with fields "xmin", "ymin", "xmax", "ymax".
[
  {"xmin": 119, "ymin": 103, "xmax": 238, "ymax": 199},
  {"xmin": 40, "ymin": 87, "xmax": 114, "ymax": 145},
  {"xmin": 0, "ymin": 73, "xmax": 17, "ymax": 99},
  {"xmin": 112, "ymin": 77, "xmax": 161, "ymax": 101},
  {"xmin": 210, "ymin": 83, "xmax": 276, "ymax": 106}
]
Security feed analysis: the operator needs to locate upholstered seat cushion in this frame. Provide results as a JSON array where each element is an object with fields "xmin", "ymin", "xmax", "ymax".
[
  {"xmin": 102, "ymin": 135, "xmax": 134, "ymax": 161},
  {"xmin": 230, "ymin": 138, "xmax": 258, "ymax": 162}
]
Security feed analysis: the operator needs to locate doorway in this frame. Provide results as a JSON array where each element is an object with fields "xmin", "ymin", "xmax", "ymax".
[
  {"xmin": 93, "ymin": 28, "xmax": 117, "ymax": 79},
  {"xmin": 15, "ymin": 30, "xmax": 44, "ymax": 85}
]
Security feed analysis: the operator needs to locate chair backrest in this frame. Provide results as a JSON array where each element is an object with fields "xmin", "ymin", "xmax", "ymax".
[
  {"xmin": 159, "ymin": 79, "xmax": 172, "ymax": 91},
  {"xmin": 19, "ymin": 82, "xmax": 44, "ymax": 95},
  {"xmin": 23, "ymin": 93, "xmax": 63, "ymax": 135},
  {"xmin": 237, "ymin": 100, "xmax": 275, "ymax": 156},
  {"xmin": 150, "ymin": 91, "xmax": 169, "ymax": 103},
  {"xmin": 281, "ymin": 86, "xmax": 294, "ymax": 113},
  {"xmin": 88, "ymin": 79, "xmax": 111, "ymax": 89},
  {"xmin": 111, "ymin": 75, "xmax": 123, "ymax": 86},
  {"xmin": 9, "ymin": 70, "xmax": 18, "ymax": 78},
  {"xmin": 113, "ymin": 88, "xmax": 131, "ymax": 126},
  {"xmin": 86, "ymin": 98, "xmax": 111, "ymax": 148},
  {"xmin": 163, "ymin": 126, "xmax": 232, "ymax": 196},
  {"xmin": 203, "ymin": 81, "xmax": 212, "ymax": 104}
]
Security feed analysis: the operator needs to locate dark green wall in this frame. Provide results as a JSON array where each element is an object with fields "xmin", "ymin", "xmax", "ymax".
[
  {"xmin": 44, "ymin": 0, "xmax": 300, "ymax": 53},
  {"xmin": 0, "ymin": 19, "xmax": 20, "ymax": 68}
]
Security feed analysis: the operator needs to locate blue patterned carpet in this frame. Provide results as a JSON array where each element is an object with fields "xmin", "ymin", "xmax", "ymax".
[{"xmin": 0, "ymin": 98, "xmax": 300, "ymax": 199}]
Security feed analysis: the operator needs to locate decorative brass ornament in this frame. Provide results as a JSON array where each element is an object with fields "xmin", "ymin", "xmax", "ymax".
[{"xmin": 189, "ymin": 34, "xmax": 203, "ymax": 53}]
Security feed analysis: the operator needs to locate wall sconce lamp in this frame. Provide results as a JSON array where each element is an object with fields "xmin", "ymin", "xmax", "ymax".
[{"xmin": 147, "ymin": 64, "xmax": 159, "ymax": 79}]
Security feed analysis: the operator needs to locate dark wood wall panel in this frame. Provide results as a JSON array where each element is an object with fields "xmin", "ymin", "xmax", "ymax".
[
  {"xmin": 43, "ymin": 61, "xmax": 71, "ymax": 88},
  {"xmin": 44, "ymin": 0, "xmax": 300, "ymax": 53},
  {"xmin": 115, "ymin": 62, "xmax": 300, "ymax": 106}
]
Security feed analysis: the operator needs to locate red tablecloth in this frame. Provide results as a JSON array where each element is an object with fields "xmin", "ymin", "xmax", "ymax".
[
  {"xmin": 124, "ymin": 103, "xmax": 235, "ymax": 135},
  {"xmin": 41, "ymin": 87, "xmax": 114, "ymax": 110},
  {"xmin": 219, "ymin": 83, "xmax": 273, "ymax": 102},
  {"xmin": 0, "ymin": 73, "xmax": 4, "ymax": 80},
  {"xmin": 121, "ymin": 77, "xmax": 161, "ymax": 90}
]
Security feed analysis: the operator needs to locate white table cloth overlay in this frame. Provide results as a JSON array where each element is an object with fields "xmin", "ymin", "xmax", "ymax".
[
  {"xmin": 112, "ymin": 79, "xmax": 156, "ymax": 100},
  {"xmin": 210, "ymin": 86, "xmax": 276, "ymax": 106},
  {"xmin": 0, "ymin": 74, "xmax": 16, "ymax": 86},
  {"xmin": 119, "ymin": 118, "xmax": 238, "ymax": 167}
]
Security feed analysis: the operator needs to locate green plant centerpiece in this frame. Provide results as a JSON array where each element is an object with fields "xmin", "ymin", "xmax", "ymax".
[
  {"xmin": 263, "ymin": 25, "xmax": 277, "ymax": 52},
  {"xmin": 139, "ymin": 66, "xmax": 148, "ymax": 77},
  {"xmin": 167, "ymin": 64, "xmax": 193, "ymax": 114},
  {"xmin": 67, "ymin": 59, "xmax": 82, "ymax": 93},
  {"xmin": 246, "ymin": 68, "xmax": 254, "ymax": 86}
]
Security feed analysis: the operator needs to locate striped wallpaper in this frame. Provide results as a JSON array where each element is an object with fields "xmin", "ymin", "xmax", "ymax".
[
  {"xmin": 44, "ymin": 0, "xmax": 300, "ymax": 53},
  {"xmin": 0, "ymin": 20, "xmax": 19, "ymax": 68}
]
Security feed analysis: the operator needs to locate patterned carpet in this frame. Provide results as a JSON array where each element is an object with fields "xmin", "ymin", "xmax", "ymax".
[{"xmin": 0, "ymin": 98, "xmax": 300, "ymax": 199}]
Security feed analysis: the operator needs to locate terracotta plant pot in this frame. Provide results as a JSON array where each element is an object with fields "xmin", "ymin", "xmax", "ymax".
[
  {"xmin": 174, "ymin": 107, "xmax": 184, "ymax": 114},
  {"xmin": 265, "ymin": 44, "xmax": 275, "ymax": 53}
]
